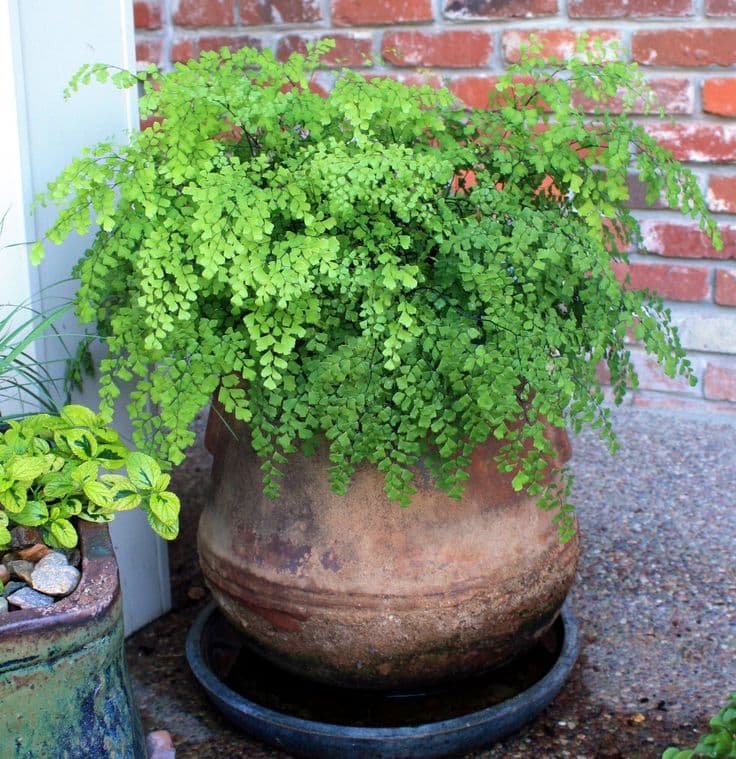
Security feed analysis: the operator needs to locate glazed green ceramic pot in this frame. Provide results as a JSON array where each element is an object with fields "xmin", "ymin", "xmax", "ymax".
[{"xmin": 0, "ymin": 522, "xmax": 146, "ymax": 759}]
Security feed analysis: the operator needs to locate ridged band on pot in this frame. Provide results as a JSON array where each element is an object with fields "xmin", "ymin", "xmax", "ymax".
[
  {"xmin": 199, "ymin": 409, "xmax": 580, "ymax": 690},
  {"xmin": 0, "ymin": 522, "xmax": 146, "ymax": 759}
]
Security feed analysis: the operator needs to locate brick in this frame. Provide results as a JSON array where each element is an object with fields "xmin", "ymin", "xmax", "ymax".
[
  {"xmin": 136, "ymin": 39, "xmax": 163, "ymax": 67},
  {"xmin": 599, "ymin": 352, "xmax": 703, "ymax": 395},
  {"xmin": 134, "ymin": 1, "xmax": 162, "ymax": 29},
  {"xmin": 198, "ymin": 34, "xmax": 261, "ymax": 54},
  {"xmin": 630, "ymin": 394, "xmax": 734, "ymax": 412},
  {"xmin": 451, "ymin": 75, "xmax": 548, "ymax": 111},
  {"xmin": 444, "ymin": 0, "xmax": 557, "ymax": 18},
  {"xmin": 569, "ymin": 0, "xmax": 692, "ymax": 16},
  {"xmin": 171, "ymin": 34, "xmax": 260, "ymax": 62},
  {"xmin": 332, "ymin": 0, "xmax": 433, "ymax": 25},
  {"xmin": 596, "ymin": 360, "xmax": 612, "ymax": 384},
  {"xmin": 383, "ymin": 30, "xmax": 493, "ymax": 68},
  {"xmin": 708, "ymin": 176, "xmax": 736, "ymax": 213},
  {"xmin": 670, "ymin": 306, "xmax": 736, "ymax": 353},
  {"xmin": 715, "ymin": 269, "xmax": 736, "ymax": 305},
  {"xmin": 393, "ymin": 73, "xmax": 445, "ymax": 89},
  {"xmin": 640, "ymin": 222, "xmax": 736, "ymax": 260},
  {"xmin": 610, "ymin": 261, "xmax": 710, "ymax": 301},
  {"xmin": 632, "ymin": 29, "xmax": 736, "ymax": 67},
  {"xmin": 574, "ymin": 78, "xmax": 693, "ymax": 115},
  {"xmin": 626, "ymin": 174, "xmax": 668, "ymax": 209},
  {"xmin": 630, "ymin": 351, "xmax": 702, "ymax": 395},
  {"xmin": 703, "ymin": 78, "xmax": 736, "ymax": 117},
  {"xmin": 239, "ymin": 0, "xmax": 321, "ymax": 24},
  {"xmin": 502, "ymin": 30, "xmax": 620, "ymax": 64},
  {"xmin": 704, "ymin": 363, "xmax": 736, "ymax": 401},
  {"xmin": 645, "ymin": 78, "xmax": 695, "ymax": 114},
  {"xmin": 647, "ymin": 123, "xmax": 736, "ymax": 162},
  {"xmin": 278, "ymin": 35, "xmax": 373, "ymax": 67},
  {"xmin": 173, "ymin": 0, "xmax": 235, "ymax": 26},
  {"xmin": 706, "ymin": 0, "xmax": 736, "ymax": 14},
  {"xmin": 171, "ymin": 36, "xmax": 195, "ymax": 63},
  {"xmin": 448, "ymin": 76, "xmax": 501, "ymax": 109}
]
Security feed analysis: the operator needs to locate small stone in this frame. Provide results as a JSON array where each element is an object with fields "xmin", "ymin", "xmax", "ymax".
[
  {"xmin": 10, "ymin": 526, "xmax": 43, "ymax": 549},
  {"xmin": 187, "ymin": 586, "xmax": 206, "ymax": 601},
  {"xmin": 7, "ymin": 560, "xmax": 35, "ymax": 584},
  {"xmin": 36, "ymin": 552, "xmax": 69, "ymax": 569},
  {"xmin": 0, "ymin": 565, "xmax": 9, "ymax": 585},
  {"xmin": 31, "ymin": 563, "xmax": 80, "ymax": 597},
  {"xmin": 1, "ymin": 581, "xmax": 26, "ymax": 598},
  {"xmin": 18, "ymin": 544, "xmax": 51, "ymax": 563},
  {"xmin": 146, "ymin": 730, "xmax": 175, "ymax": 759},
  {"xmin": 0, "ymin": 597, "xmax": 7, "ymax": 614},
  {"xmin": 7, "ymin": 586, "xmax": 54, "ymax": 610},
  {"xmin": 1, "ymin": 552, "xmax": 20, "ymax": 565}
]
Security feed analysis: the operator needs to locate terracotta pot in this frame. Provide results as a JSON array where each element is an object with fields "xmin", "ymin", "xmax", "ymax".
[
  {"xmin": 199, "ymin": 410, "xmax": 579, "ymax": 690},
  {"xmin": 0, "ymin": 522, "xmax": 146, "ymax": 758}
]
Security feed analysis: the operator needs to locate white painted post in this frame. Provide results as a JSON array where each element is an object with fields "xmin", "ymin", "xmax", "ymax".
[{"xmin": 0, "ymin": 0, "xmax": 171, "ymax": 634}]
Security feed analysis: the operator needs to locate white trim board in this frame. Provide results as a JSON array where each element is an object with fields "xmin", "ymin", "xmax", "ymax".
[{"xmin": 2, "ymin": 0, "xmax": 171, "ymax": 634}]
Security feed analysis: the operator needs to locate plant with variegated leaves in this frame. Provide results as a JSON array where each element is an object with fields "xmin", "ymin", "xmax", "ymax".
[{"xmin": 0, "ymin": 404, "xmax": 179, "ymax": 552}]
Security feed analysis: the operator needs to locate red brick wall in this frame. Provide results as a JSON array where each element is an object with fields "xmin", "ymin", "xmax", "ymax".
[{"xmin": 134, "ymin": 0, "xmax": 736, "ymax": 414}]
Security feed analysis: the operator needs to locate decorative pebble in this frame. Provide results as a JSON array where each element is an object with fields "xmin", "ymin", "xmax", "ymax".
[
  {"xmin": 0, "ymin": 597, "xmax": 7, "ymax": 614},
  {"xmin": 10, "ymin": 526, "xmax": 42, "ymax": 549},
  {"xmin": 7, "ymin": 560, "xmax": 35, "ymax": 584},
  {"xmin": 18, "ymin": 544, "xmax": 51, "ymax": 563},
  {"xmin": 31, "ymin": 563, "xmax": 81, "ymax": 597},
  {"xmin": 36, "ymin": 552, "xmax": 69, "ymax": 569},
  {"xmin": 1, "ymin": 581, "xmax": 25, "ymax": 598},
  {"xmin": 146, "ymin": 729, "xmax": 176, "ymax": 759},
  {"xmin": 0, "ymin": 565, "xmax": 9, "ymax": 585},
  {"xmin": 7, "ymin": 586, "xmax": 54, "ymax": 610},
  {"xmin": 187, "ymin": 586, "xmax": 206, "ymax": 601}
]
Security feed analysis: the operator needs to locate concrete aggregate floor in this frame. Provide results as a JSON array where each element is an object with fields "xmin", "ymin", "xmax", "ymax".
[{"xmin": 126, "ymin": 406, "xmax": 736, "ymax": 758}]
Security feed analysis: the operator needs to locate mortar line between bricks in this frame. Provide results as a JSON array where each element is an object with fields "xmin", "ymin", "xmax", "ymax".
[
  {"xmin": 161, "ymin": 0, "xmax": 174, "ymax": 71},
  {"xmin": 626, "ymin": 252, "xmax": 733, "ymax": 269},
  {"xmin": 225, "ymin": 19, "xmax": 736, "ymax": 45}
]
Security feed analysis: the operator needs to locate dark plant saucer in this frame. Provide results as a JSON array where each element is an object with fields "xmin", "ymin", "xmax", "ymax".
[{"xmin": 186, "ymin": 600, "xmax": 580, "ymax": 758}]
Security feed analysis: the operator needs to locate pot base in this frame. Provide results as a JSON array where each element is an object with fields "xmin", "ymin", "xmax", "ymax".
[{"xmin": 186, "ymin": 600, "xmax": 579, "ymax": 758}]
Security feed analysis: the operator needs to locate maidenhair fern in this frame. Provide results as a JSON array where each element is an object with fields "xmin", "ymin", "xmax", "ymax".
[{"xmin": 32, "ymin": 40, "xmax": 720, "ymax": 539}]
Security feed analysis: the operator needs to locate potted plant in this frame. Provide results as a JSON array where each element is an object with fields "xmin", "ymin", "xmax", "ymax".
[
  {"xmin": 0, "ymin": 402, "xmax": 179, "ymax": 758},
  {"xmin": 31, "ymin": 40, "xmax": 719, "ymax": 689}
]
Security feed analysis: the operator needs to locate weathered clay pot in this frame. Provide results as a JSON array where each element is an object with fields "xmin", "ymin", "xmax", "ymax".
[
  {"xmin": 199, "ymin": 411, "xmax": 579, "ymax": 690},
  {"xmin": 0, "ymin": 522, "xmax": 146, "ymax": 758}
]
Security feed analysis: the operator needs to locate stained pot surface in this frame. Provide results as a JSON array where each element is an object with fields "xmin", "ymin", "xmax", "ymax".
[
  {"xmin": 199, "ymin": 413, "xmax": 579, "ymax": 688},
  {"xmin": 0, "ymin": 522, "xmax": 146, "ymax": 758}
]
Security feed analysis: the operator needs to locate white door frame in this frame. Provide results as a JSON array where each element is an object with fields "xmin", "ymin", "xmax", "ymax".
[{"xmin": 0, "ymin": 0, "xmax": 171, "ymax": 634}]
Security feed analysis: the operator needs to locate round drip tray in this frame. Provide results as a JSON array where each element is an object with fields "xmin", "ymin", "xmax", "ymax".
[{"xmin": 186, "ymin": 601, "xmax": 579, "ymax": 758}]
